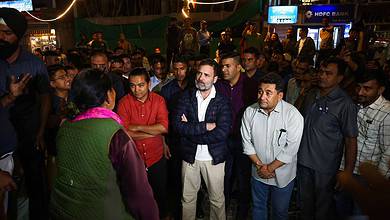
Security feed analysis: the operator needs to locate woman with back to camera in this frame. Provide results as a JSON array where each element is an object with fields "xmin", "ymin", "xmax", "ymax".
[{"xmin": 50, "ymin": 69, "xmax": 158, "ymax": 220}]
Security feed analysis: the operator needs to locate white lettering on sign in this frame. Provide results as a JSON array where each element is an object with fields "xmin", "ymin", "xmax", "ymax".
[
  {"xmin": 313, "ymin": 11, "xmax": 349, "ymax": 17},
  {"xmin": 332, "ymin": 11, "xmax": 348, "ymax": 16}
]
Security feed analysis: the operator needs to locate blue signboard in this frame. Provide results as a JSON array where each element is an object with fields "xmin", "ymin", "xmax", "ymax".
[
  {"xmin": 0, "ymin": 0, "xmax": 33, "ymax": 12},
  {"xmin": 268, "ymin": 6, "xmax": 298, "ymax": 24},
  {"xmin": 304, "ymin": 5, "xmax": 354, "ymax": 23}
]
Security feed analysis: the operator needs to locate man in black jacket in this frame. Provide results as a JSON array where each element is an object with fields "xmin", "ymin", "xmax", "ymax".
[
  {"xmin": 173, "ymin": 59, "xmax": 232, "ymax": 220},
  {"xmin": 295, "ymin": 27, "xmax": 316, "ymax": 65}
]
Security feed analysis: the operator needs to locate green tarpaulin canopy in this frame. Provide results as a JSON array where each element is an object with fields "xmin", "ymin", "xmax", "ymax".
[{"xmin": 74, "ymin": 0, "xmax": 262, "ymax": 54}]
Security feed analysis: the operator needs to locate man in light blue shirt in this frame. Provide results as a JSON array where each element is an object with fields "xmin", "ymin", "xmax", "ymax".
[{"xmin": 241, "ymin": 73, "xmax": 304, "ymax": 220}]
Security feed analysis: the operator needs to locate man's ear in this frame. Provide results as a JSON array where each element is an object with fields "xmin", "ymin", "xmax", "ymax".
[
  {"xmin": 213, "ymin": 75, "xmax": 218, "ymax": 84},
  {"xmin": 278, "ymin": 91, "xmax": 284, "ymax": 101}
]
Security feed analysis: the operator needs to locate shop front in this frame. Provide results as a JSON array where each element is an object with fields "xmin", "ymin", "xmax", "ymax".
[{"xmin": 297, "ymin": 4, "xmax": 355, "ymax": 50}]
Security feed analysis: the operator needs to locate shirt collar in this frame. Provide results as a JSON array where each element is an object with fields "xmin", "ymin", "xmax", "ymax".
[
  {"xmin": 258, "ymin": 100, "xmax": 282, "ymax": 115},
  {"xmin": 196, "ymin": 85, "xmax": 216, "ymax": 100},
  {"xmin": 366, "ymin": 95, "xmax": 385, "ymax": 110},
  {"xmin": 316, "ymin": 86, "xmax": 341, "ymax": 100}
]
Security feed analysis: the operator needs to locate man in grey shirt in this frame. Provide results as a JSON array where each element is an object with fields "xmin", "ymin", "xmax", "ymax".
[
  {"xmin": 241, "ymin": 73, "xmax": 304, "ymax": 220},
  {"xmin": 298, "ymin": 57, "xmax": 358, "ymax": 220}
]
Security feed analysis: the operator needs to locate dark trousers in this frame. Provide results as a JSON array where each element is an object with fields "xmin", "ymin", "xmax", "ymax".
[
  {"xmin": 224, "ymin": 136, "xmax": 252, "ymax": 220},
  {"xmin": 13, "ymin": 118, "xmax": 49, "ymax": 220},
  {"xmin": 147, "ymin": 157, "xmax": 168, "ymax": 218},
  {"xmin": 334, "ymin": 174, "xmax": 365, "ymax": 219},
  {"xmin": 297, "ymin": 164, "xmax": 336, "ymax": 220},
  {"xmin": 166, "ymin": 143, "xmax": 182, "ymax": 219}
]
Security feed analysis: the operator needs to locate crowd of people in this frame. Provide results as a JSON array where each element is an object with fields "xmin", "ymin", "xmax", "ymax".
[{"xmin": 1, "ymin": 6, "xmax": 390, "ymax": 220}]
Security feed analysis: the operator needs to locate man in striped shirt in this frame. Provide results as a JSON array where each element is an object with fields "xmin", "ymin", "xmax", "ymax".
[{"xmin": 336, "ymin": 69, "xmax": 390, "ymax": 218}]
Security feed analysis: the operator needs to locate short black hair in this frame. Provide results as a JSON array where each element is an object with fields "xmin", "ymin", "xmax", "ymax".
[
  {"xmin": 173, "ymin": 55, "xmax": 188, "ymax": 65},
  {"xmin": 220, "ymin": 51, "xmax": 241, "ymax": 64},
  {"xmin": 70, "ymin": 68, "xmax": 113, "ymax": 113},
  {"xmin": 64, "ymin": 65, "xmax": 78, "ymax": 71},
  {"xmin": 296, "ymin": 56, "xmax": 312, "ymax": 65},
  {"xmin": 300, "ymin": 27, "xmax": 308, "ymax": 33},
  {"xmin": 323, "ymin": 57, "xmax": 347, "ymax": 76},
  {"xmin": 198, "ymin": 58, "xmax": 219, "ymax": 77},
  {"xmin": 150, "ymin": 55, "xmax": 166, "ymax": 66},
  {"xmin": 47, "ymin": 64, "xmax": 65, "ymax": 80},
  {"xmin": 129, "ymin": 67, "xmax": 150, "ymax": 83},
  {"xmin": 110, "ymin": 57, "xmax": 124, "ymax": 65},
  {"xmin": 356, "ymin": 69, "xmax": 387, "ymax": 87},
  {"xmin": 91, "ymin": 51, "xmax": 108, "ymax": 60},
  {"xmin": 259, "ymin": 73, "xmax": 284, "ymax": 92},
  {"xmin": 243, "ymin": 47, "xmax": 260, "ymax": 59}
]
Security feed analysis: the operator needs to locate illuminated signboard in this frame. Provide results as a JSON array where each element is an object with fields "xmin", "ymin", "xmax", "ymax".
[
  {"xmin": 0, "ymin": 0, "xmax": 33, "ymax": 12},
  {"xmin": 304, "ymin": 5, "xmax": 354, "ymax": 23},
  {"xmin": 268, "ymin": 6, "xmax": 298, "ymax": 24}
]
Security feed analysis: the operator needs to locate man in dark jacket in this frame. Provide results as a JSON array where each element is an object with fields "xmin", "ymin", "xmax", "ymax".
[
  {"xmin": 173, "ymin": 59, "xmax": 232, "ymax": 220},
  {"xmin": 295, "ymin": 27, "xmax": 316, "ymax": 65}
]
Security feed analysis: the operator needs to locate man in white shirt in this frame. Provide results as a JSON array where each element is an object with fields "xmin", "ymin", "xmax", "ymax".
[
  {"xmin": 295, "ymin": 27, "xmax": 315, "ymax": 65},
  {"xmin": 173, "ymin": 59, "xmax": 232, "ymax": 220},
  {"xmin": 241, "ymin": 73, "xmax": 304, "ymax": 220}
]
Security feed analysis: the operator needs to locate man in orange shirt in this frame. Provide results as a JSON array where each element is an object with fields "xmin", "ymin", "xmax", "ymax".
[{"xmin": 117, "ymin": 67, "xmax": 169, "ymax": 219}]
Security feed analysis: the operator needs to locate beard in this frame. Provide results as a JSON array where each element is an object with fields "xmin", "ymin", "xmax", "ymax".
[
  {"xmin": 195, "ymin": 80, "xmax": 213, "ymax": 91},
  {"xmin": 0, "ymin": 40, "xmax": 19, "ymax": 60}
]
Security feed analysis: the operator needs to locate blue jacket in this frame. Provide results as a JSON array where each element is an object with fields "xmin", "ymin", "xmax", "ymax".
[{"xmin": 172, "ymin": 88, "xmax": 232, "ymax": 165}]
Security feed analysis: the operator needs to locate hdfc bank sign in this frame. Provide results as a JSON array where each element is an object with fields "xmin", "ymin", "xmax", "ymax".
[{"xmin": 304, "ymin": 5, "xmax": 354, "ymax": 23}]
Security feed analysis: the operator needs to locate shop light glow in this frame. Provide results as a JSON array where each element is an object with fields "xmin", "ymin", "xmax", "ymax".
[{"xmin": 24, "ymin": 0, "xmax": 77, "ymax": 22}]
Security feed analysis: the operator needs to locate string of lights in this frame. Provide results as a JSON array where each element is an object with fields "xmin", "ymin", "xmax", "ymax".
[
  {"xmin": 190, "ymin": 0, "xmax": 235, "ymax": 5},
  {"xmin": 24, "ymin": 0, "xmax": 77, "ymax": 22}
]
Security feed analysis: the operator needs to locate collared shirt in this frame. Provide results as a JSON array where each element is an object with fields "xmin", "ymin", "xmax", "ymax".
[
  {"xmin": 241, "ymin": 100, "xmax": 304, "ymax": 187},
  {"xmin": 150, "ymin": 76, "xmax": 161, "ymax": 91},
  {"xmin": 215, "ymin": 73, "xmax": 258, "ymax": 135},
  {"xmin": 117, "ymin": 92, "xmax": 169, "ymax": 167},
  {"xmin": 298, "ymin": 86, "xmax": 358, "ymax": 174},
  {"xmin": 195, "ymin": 86, "xmax": 216, "ymax": 161},
  {"xmin": 340, "ymin": 96, "xmax": 390, "ymax": 177}
]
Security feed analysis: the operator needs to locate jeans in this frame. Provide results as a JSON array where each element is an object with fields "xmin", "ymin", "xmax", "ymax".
[{"xmin": 251, "ymin": 177, "xmax": 294, "ymax": 220}]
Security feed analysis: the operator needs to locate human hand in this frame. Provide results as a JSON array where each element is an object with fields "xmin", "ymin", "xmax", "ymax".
[
  {"xmin": 206, "ymin": 123, "xmax": 216, "ymax": 131},
  {"xmin": 0, "ymin": 171, "xmax": 17, "ymax": 192},
  {"xmin": 163, "ymin": 143, "xmax": 171, "ymax": 159},
  {"xmin": 128, "ymin": 125, "xmax": 142, "ymax": 132},
  {"xmin": 9, "ymin": 73, "xmax": 32, "ymax": 97},
  {"xmin": 35, "ymin": 131, "xmax": 46, "ymax": 152},
  {"xmin": 337, "ymin": 162, "xmax": 390, "ymax": 220},
  {"xmin": 257, "ymin": 164, "xmax": 275, "ymax": 179}
]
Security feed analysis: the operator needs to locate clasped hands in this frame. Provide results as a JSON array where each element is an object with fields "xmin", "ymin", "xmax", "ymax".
[{"xmin": 256, "ymin": 163, "xmax": 276, "ymax": 179}]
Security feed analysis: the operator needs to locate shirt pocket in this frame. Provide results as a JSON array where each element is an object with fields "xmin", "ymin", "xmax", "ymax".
[{"xmin": 272, "ymin": 129, "xmax": 287, "ymax": 157}]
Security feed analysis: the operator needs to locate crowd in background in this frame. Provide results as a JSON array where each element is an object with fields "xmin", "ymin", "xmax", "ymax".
[{"xmin": 1, "ymin": 7, "xmax": 390, "ymax": 220}]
